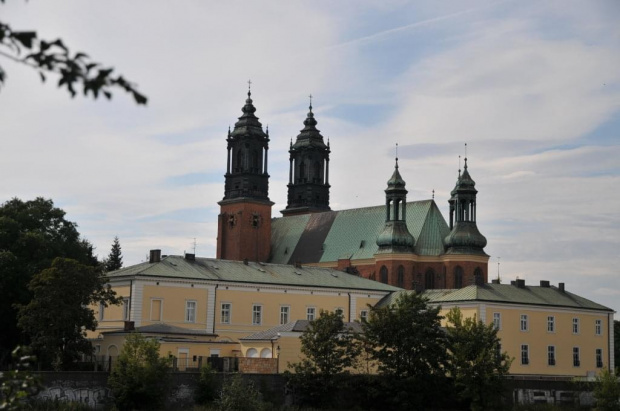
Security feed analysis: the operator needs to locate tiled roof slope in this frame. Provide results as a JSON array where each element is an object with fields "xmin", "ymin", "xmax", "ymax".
[
  {"xmin": 107, "ymin": 255, "xmax": 401, "ymax": 292},
  {"xmin": 270, "ymin": 199, "xmax": 450, "ymax": 264},
  {"xmin": 240, "ymin": 320, "xmax": 363, "ymax": 340},
  {"xmin": 377, "ymin": 284, "xmax": 612, "ymax": 312}
]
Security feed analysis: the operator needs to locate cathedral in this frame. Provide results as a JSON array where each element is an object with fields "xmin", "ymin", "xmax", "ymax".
[{"xmin": 216, "ymin": 90, "xmax": 490, "ymax": 291}]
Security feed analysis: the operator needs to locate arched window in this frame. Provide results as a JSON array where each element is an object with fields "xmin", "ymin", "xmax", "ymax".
[
  {"xmin": 454, "ymin": 266, "xmax": 464, "ymax": 289},
  {"xmin": 474, "ymin": 268, "xmax": 484, "ymax": 286},
  {"xmin": 397, "ymin": 265, "xmax": 405, "ymax": 288},
  {"xmin": 299, "ymin": 161, "xmax": 306, "ymax": 181},
  {"xmin": 236, "ymin": 149, "xmax": 244, "ymax": 172},
  {"xmin": 246, "ymin": 348, "xmax": 259, "ymax": 358},
  {"xmin": 252, "ymin": 150, "xmax": 260, "ymax": 172},
  {"xmin": 260, "ymin": 348, "xmax": 272, "ymax": 358},
  {"xmin": 380, "ymin": 266, "xmax": 388, "ymax": 284},
  {"xmin": 313, "ymin": 161, "xmax": 321, "ymax": 182},
  {"xmin": 425, "ymin": 268, "xmax": 435, "ymax": 290}
]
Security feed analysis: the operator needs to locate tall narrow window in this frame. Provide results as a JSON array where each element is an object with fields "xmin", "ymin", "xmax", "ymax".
[
  {"xmin": 548, "ymin": 346, "xmax": 556, "ymax": 366},
  {"xmin": 573, "ymin": 318, "xmax": 580, "ymax": 334},
  {"xmin": 520, "ymin": 314, "xmax": 528, "ymax": 331},
  {"xmin": 185, "ymin": 300, "xmax": 196, "ymax": 323},
  {"xmin": 595, "ymin": 319, "xmax": 602, "ymax": 336},
  {"xmin": 150, "ymin": 299, "xmax": 162, "ymax": 322},
  {"xmin": 380, "ymin": 266, "xmax": 388, "ymax": 284},
  {"xmin": 573, "ymin": 347, "xmax": 580, "ymax": 367},
  {"xmin": 547, "ymin": 316, "xmax": 555, "ymax": 332},
  {"xmin": 98, "ymin": 301, "xmax": 105, "ymax": 321},
  {"xmin": 596, "ymin": 349, "xmax": 603, "ymax": 368},
  {"xmin": 306, "ymin": 307, "xmax": 316, "ymax": 321},
  {"xmin": 473, "ymin": 268, "xmax": 483, "ymax": 286},
  {"xmin": 454, "ymin": 266, "xmax": 463, "ymax": 289},
  {"xmin": 493, "ymin": 313, "xmax": 501, "ymax": 330},
  {"xmin": 252, "ymin": 305, "xmax": 262, "ymax": 325},
  {"xmin": 397, "ymin": 266, "xmax": 404, "ymax": 288},
  {"xmin": 221, "ymin": 303, "xmax": 231, "ymax": 324},
  {"xmin": 425, "ymin": 268, "xmax": 435, "ymax": 289},
  {"xmin": 360, "ymin": 310, "xmax": 368, "ymax": 322},
  {"xmin": 280, "ymin": 306, "xmax": 290, "ymax": 325},
  {"xmin": 123, "ymin": 298, "xmax": 130, "ymax": 321},
  {"xmin": 521, "ymin": 345, "xmax": 529, "ymax": 365}
]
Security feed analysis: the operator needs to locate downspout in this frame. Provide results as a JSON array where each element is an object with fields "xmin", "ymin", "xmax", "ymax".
[
  {"xmin": 348, "ymin": 293, "xmax": 351, "ymax": 322},
  {"xmin": 128, "ymin": 279, "xmax": 133, "ymax": 321},
  {"xmin": 211, "ymin": 284, "xmax": 219, "ymax": 335}
]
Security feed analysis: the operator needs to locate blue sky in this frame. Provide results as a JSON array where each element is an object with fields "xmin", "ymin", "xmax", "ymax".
[{"xmin": 1, "ymin": 0, "xmax": 619, "ymax": 311}]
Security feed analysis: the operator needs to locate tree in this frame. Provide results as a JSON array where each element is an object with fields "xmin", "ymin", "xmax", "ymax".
[
  {"xmin": 287, "ymin": 310, "xmax": 360, "ymax": 407},
  {"xmin": 593, "ymin": 368, "xmax": 620, "ymax": 411},
  {"xmin": 0, "ymin": 1, "xmax": 146, "ymax": 104},
  {"xmin": 445, "ymin": 307, "xmax": 512, "ymax": 411},
  {"xmin": 108, "ymin": 333, "xmax": 171, "ymax": 411},
  {"xmin": 216, "ymin": 374, "xmax": 268, "ymax": 411},
  {"xmin": 17, "ymin": 258, "xmax": 119, "ymax": 369},
  {"xmin": 104, "ymin": 236, "xmax": 123, "ymax": 272},
  {"xmin": 362, "ymin": 292, "xmax": 448, "ymax": 408},
  {"xmin": 0, "ymin": 197, "xmax": 98, "ymax": 365},
  {"xmin": 0, "ymin": 346, "xmax": 39, "ymax": 410},
  {"xmin": 614, "ymin": 321, "xmax": 620, "ymax": 371}
]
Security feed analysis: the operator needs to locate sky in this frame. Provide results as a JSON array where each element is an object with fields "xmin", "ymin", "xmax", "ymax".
[{"xmin": 1, "ymin": 1, "xmax": 619, "ymax": 312}]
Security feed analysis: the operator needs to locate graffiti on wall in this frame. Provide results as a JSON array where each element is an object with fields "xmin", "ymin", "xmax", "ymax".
[{"xmin": 35, "ymin": 380, "xmax": 112, "ymax": 409}]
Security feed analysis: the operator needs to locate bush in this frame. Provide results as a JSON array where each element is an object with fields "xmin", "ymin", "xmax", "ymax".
[
  {"xmin": 216, "ymin": 374, "xmax": 267, "ymax": 411},
  {"xmin": 107, "ymin": 333, "xmax": 171, "ymax": 410},
  {"xmin": 594, "ymin": 368, "xmax": 620, "ymax": 411},
  {"xmin": 194, "ymin": 364, "xmax": 218, "ymax": 405}
]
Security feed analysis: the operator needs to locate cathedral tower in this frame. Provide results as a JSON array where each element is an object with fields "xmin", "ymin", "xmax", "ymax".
[
  {"xmin": 281, "ymin": 98, "xmax": 331, "ymax": 216},
  {"xmin": 217, "ymin": 89, "xmax": 273, "ymax": 262}
]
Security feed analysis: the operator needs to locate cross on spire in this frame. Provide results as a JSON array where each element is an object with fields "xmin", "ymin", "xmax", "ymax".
[
  {"xmin": 247, "ymin": 79, "xmax": 252, "ymax": 90},
  {"xmin": 432, "ymin": 189, "xmax": 435, "ymax": 200}
]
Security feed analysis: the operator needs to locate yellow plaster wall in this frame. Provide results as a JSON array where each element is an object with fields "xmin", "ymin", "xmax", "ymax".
[{"xmin": 141, "ymin": 285, "xmax": 208, "ymax": 329}]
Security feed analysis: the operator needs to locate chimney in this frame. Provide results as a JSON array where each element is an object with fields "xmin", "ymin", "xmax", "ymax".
[
  {"xmin": 515, "ymin": 279, "xmax": 525, "ymax": 288},
  {"xmin": 185, "ymin": 253, "xmax": 195, "ymax": 261},
  {"xmin": 540, "ymin": 280, "xmax": 550, "ymax": 288},
  {"xmin": 491, "ymin": 279, "xmax": 500, "ymax": 284},
  {"xmin": 124, "ymin": 321, "xmax": 135, "ymax": 332},
  {"xmin": 149, "ymin": 249, "xmax": 161, "ymax": 263},
  {"xmin": 558, "ymin": 282, "xmax": 565, "ymax": 292}
]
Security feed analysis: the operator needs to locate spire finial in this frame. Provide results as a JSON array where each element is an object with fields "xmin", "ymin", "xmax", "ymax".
[
  {"xmin": 309, "ymin": 93, "xmax": 313, "ymax": 111},
  {"xmin": 464, "ymin": 143, "xmax": 468, "ymax": 169},
  {"xmin": 497, "ymin": 257, "xmax": 501, "ymax": 283},
  {"xmin": 395, "ymin": 143, "xmax": 399, "ymax": 168},
  {"xmin": 458, "ymin": 155, "xmax": 461, "ymax": 177},
  {"xmin": 432, "ymin": 189, "xmax": 435, "ymax": 200},
  {"xmin": 247, "ymin": 79, "xmax": 252, "ymax": 97}
]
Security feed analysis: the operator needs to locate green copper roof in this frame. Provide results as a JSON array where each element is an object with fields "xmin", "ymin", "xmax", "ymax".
[
  {"xmin": 270, "ymin": 200, "xmax": 450, "ymax": 264},
  {"xmin": 107, "ymin": 255, "xmax": 401, "ymax": 292},
  {"xmin": 378, "ymin": 284, "xmax": 612, "ymax": 312}
]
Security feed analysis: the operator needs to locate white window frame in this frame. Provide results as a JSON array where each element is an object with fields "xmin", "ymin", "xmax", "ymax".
[
  {"xmin": 493, "ymin": 312, "xmax": 501, "ymax": 330},
  {"xmin": 547, "ymin": 316, "xmax": 555, "ymax": 333},
  {"xmin": 280, "ymin": 305, "xmax": 290, "ymax": 325},
  {"xmin": 150, "ymin": 298, "xmax": 163, "ymax": 322},
  {"xmin": 573, "ymin": 318, "xmax": 580, "ymax": 334},
  {"xmin": 220, "ymin": 302, "xmax": 231, "ymax": 324},
  {"xmin": 521, "ymin": 344, "xmax": 529, "ymax": 365},
  {"xmin": 547, "ymin": 346, "xmax": 556, "ymax": 366},
  {"xmin": 122, "ymin": 297, "xmax": 130, "ymax": 321},
  {"xmin": 252, "ymin": 304, "xmax": 262, "ymax": 325},
  {"xmin": 307, "ymin": 307, "xmax": 316, "ymax": 321},
  {"xmin": 573, "ymin": 347, "xmax": 580, "ymax": 367},
  {"xmin": 595, "ymin": 319, "xmax": 602, "ymax": 336},
  {"xmin": 520, "ymin": 314, "xmax": 528, "ymax": 332},
  {"xmin": 596, "ymin": 348, "xmax": 603, "ymax": 368},
  {"xmin": 185, "ymin": 300, "xmax": 197, "ymax": 323},
  {"xmin": 98, "ymin": 301, "xmax": 105, "ymax": 321},
  {"xmin": 360, "ymin": 310, "xmax": 368, "ymax": 322}
]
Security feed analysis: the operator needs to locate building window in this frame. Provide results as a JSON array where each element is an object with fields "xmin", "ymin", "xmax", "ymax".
[
  {"xmin": 397, "ymin": 266, "xmax": 404, "ymax": 288},
  {"xmin": 573, "ymin": 347, "xmax": 580, "ymax": 367},
  {"xmin": 150, "ymin": 299, "xmax": 162, "ymax": 322},
  {"xmin": 493, "ymin": 313, "xmax": 501, "ymax": 330},
  {"xmin": 185, "ymin": 300, "xmax": 196, "ymax": 323},
  {"xmin": 521, "ymin": 345, "xmax": 529, "ymax": 365},
  {"xmin": 425, "ymin": 268, "xmax": 435, "ymax": 289},
  {"xmin": 360, "ymin": 310, "xmax": 368, "ymax": 322},
  {"xmin": 252, "ymin": 305, "xmax": 262, "ymax": 325},
  {"xmin": 548, "ymin": 346, "xmax": 556, "ymax": 366},
  {"xmin": 573, "ymin": 318, "xmax": 580, "ymax": 334},
  {"xmin": 596, "ymin": 349, "xmax": 603, "ymax": 368},
  {"xmin": 596, "ymin": 319, "xmax": 602, "ymax": 336},
  {"xmin": 380, "ymin": 266, "xmax": 388, "ymax": 284},
  {"xmin": 123, "ymin": 298, "xmax": 130, "ymax": 321},
  {"xmin": 547, "ymin": 316, "xmax": 555, "ymax": 333},
  {"xmin": 474, "ymin": 267, "xmax": 483, "ymax": 286},
  {"xmin": 280, "ymin": 306, "xmax": 290, "ymax": 325},
  {"xmin": 221, "ymin": 303, "xmax": 231, "ymax": 324},
  {"xmin": 520, "ymin": 314, "xmax": 528, "ymax": 331},
  {"xmin": 454, "ymin": 266, "xmax": 463, "ymax": 289},
  {"xmin": 98, "ymin": 301, "xmax": 105, "ymax": 321},
  {"xmin": 307, "ymin": 307, "xmax": 316, "ymax": 321}
]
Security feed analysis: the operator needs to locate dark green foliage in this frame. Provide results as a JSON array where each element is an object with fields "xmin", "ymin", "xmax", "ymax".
[
  {"xmin": 17, "ymin": 258, "xmax": 120, "ymax": 370},
  {"xmin": 614, "ymin": 321, "xmax": 620, "ymax": 371},
  {"xmin": 0, "ymin": 347, "xmax": 39, "ymax": 410},
  {"xmin": 362, "ymin": 292, "xmax": 448, "ymax": 408},
  {"xmin": 0, "ymin": 197, "xmax": 98, "ymax": 365},
  {"xmin": 216, "ymin": 374, "xmax": 268, "ymax": 411},
  {"xmin": 194, "ymin": 364, "xmax": 218, "ymax": 405},
  {"xmin": 104, "ymin": 236, "xmax": 123, "ymax": 272},
  {"xmin": 0, "ymin": 2, "xmax": 146, "ymax": 104},
  {"xmin": 287, "ymin": 310, "xmax": 360, "ymax": 407},
  {"xmin": 593, "ymin": 368, "xmax": 620, "ymax": 411},
  {"xmin": 26, "ymin": 399, "xmax": 92, "ymax": 410},
  {"xmin": 108, "ymin": 333, "xmax": 171, "ymax": 411},
  {"xmin": 445, "ymin": 307, "xmax": 512, "ymax": 411}
]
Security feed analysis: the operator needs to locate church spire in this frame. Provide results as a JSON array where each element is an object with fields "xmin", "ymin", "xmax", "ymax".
[
  {"xmin": 376, "ymin": 155, "xmax": 415, "ymax": 253},
  {"xmin": 282, "ymin": 96, "xmax": 331, "ymax": 216}
]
